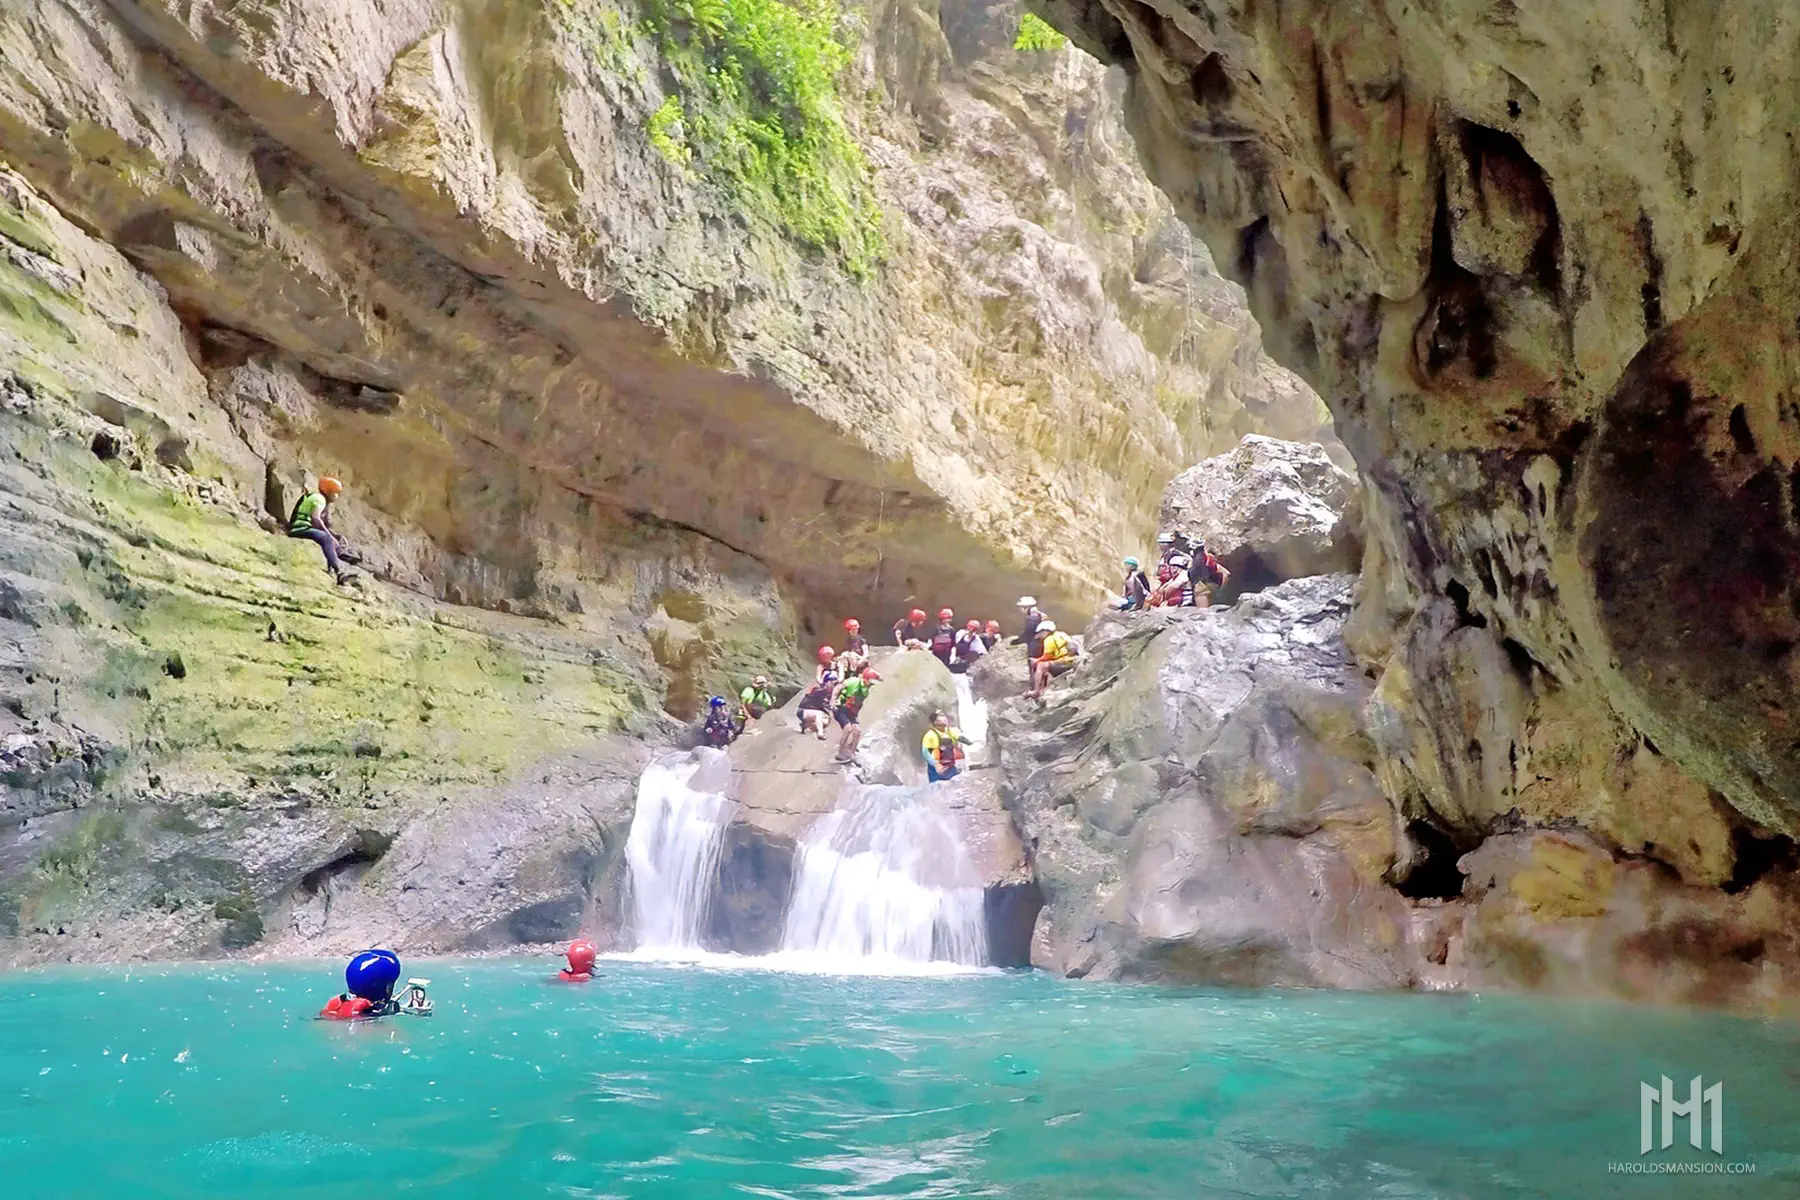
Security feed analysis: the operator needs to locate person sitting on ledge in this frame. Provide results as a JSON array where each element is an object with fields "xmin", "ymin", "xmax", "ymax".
[
  {"xmin": 1029, "ymin": 619, "xmax": 1081, "ymax": 700},
  {"xmin": 921, "ymin": 710, "xmax": 965, "ymax": 783},
  {"xmin": 287, "ymin": 476, "xmax": 357, "ymax": 585}
]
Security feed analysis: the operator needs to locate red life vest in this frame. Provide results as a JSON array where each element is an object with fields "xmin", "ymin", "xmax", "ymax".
[
  {"xmin": 556, "ymin": 969, "xmax": 592, "ymax": 983},
  {"xmin": 320, "ymin": 994, "xmax": 373, "ymax": 1020}
]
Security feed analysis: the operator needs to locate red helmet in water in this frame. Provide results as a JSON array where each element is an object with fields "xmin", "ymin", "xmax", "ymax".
[
  {"xmin": 965, "ymin": 620, "xmax": 980, "ymax": 632},
  {"xmin": 566, "ymin": 939, "xmax": 597, "ymax": 974},
  {"xmin": 938, "ymin": 608, "xmax": 954, "ymax": 622},
  {"xmin": 843, "ymin": 618, "xmax": 860, "ymax": 632},
  {"xmin": 817, "ymin": 645, "xmax": 836, "ymax": 664},
  {"xmin": 909, "ymin": 608, "xmax": 926, "ymax": 623}
]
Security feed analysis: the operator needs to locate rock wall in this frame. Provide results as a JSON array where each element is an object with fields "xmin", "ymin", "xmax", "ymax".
[{"xmin": 1032, "ymin": 0, "xmax": 1800, "ymax": 928}]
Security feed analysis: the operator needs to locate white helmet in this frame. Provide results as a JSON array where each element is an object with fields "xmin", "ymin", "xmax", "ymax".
[
  {"xmin": 1038, "ymin": 619, "xmax": 1056, "ymax": 633},
  {"xmin": 1016, "ymin": 595, "xmax": 1036, "ymax": 607},
  {"xmin": 1156, "ymin": 532, "xmax": 1176, "ymax": 545}
]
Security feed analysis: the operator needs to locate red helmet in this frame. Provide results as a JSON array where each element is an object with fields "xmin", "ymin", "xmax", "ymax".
[
  {"xmin": 817, "ymin": 645, "xmax": 836, "ymax": 664},
  {"xmin": 909, "ymin": 608, "xmax": 926, "ymax": 623},
  {"xmin": 938, "ymin": 608, "xmax": 954, "ymax": 621},
  {"xmin": 966, "ymin": 620, "xmax": 980, "ymax": 632},
  {"xmin": 844, "ymin": 618, "xmax": 860, "ymax": 632},
  {"xmin": 861, "ymin": 668, "xmax": 881, "ymax": 682},
  {"xmin": 566, "ymin": 939, "xmax": 597, "ymax": 973},
  {"xmin": 985, "ymin": 620, "xmax": 1001, "ymax": 633}
]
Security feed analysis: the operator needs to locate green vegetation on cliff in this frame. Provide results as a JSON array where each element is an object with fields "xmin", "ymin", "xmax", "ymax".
[{"xmin": 1013, "ymin": 12, "xmax": 1067, "ymax": 53}]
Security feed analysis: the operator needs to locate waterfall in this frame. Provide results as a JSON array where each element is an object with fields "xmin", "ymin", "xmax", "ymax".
[
  {"xmin": 780, "ymin": 786, "xmax": 988, "ymax": 967},
  {"xmin": 952, "ymin": 674, "xmax": 988, "ymax": 747},
  {"xmin": 623, "ymin": 757, "xmax": 732, "ymax": 953}
]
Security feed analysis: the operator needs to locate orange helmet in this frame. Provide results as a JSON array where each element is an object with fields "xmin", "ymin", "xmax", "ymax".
[
  {"xmin": 817, "ymin": 645, "xmax": 836, "ymax": 664},
  {"xmin": 318, "ymin": 476, "xmax": 343, "ymax": 497},
  {"xmin": 844, "ymin": 618, "xmax": 860, "ymax": 632},
  {"xmin": 909, "ymin": 608, "xmax": 926, "ymax": 623},
  {"xmin": 938, "ymin": 608, "xmax": 954, "ymax": 622}
]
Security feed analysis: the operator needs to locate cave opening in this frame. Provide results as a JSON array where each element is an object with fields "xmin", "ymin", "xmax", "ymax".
[
  {"xmin": 1722, "ymin": 826, "xmax": 1800, "ymax": 895},
  {"xmin": 1394, "ymin": 820, "xmax": 1468, "ymax": 901}
]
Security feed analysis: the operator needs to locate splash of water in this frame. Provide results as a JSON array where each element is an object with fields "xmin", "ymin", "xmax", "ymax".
[
  {"xmin": 781, "ymin": 786, "xmax": 988, "ymax": 967},
  {"xmin": 953, "ymin": 674, "xmax": 988, "ymax": 746},
  {"xmin": 623, "ymin": 757, "xmax": 733, "ymax": 952}
]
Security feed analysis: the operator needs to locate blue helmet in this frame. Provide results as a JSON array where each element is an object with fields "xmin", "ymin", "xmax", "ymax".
[
  {"xmin": 1124, "ymin": 556, "xmax": 1140, "ymax": 568},
  {"xmin": 709, "ymin": 695, "xmax": 727, "ymax": 709},
  {"xmin": 345, "ymin": 948, "xmax": 401, "ymax": 1002}
]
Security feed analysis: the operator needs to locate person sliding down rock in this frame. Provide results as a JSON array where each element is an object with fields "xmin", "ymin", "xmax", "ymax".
[
  {"xmin": 921, "ymin": 710, "xmax": 965, "ymax": 783},
  {"xmin": 928, "ymin": 608, "xmax": 958, "ymax": 667},
  {"xmin": 1029, "ymin": 619, "xmax": 1080, "ymax": 700},
  {"xmin": 287, "ymin": 476, "xmax": 358, "ymax": 584},
  {"xmin": 893, "ymin": 608, "xmax": 931, "ymax": 648},
  {"xmin": 701, "ymin": 696, "xmax": 738, "ymax": 748},
  {"xmin": 951, "ymin": 620, "xmax": 986, "ymax": 672},
  {"xmin": 798, "ymin": 647, "xmax": 839, "ymax": 740},
  {"xmin": 1118, "ymin": 556, "xmax": 1151, "ymax": 610},
  {"xmin": 830, "ymin": 667, "xmax": 877, "ymax": 763}
]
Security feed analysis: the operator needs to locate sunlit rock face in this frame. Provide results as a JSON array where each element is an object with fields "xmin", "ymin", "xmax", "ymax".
[{"xmin": 1032, "ymin": 0, "xmax": 1800, "ymax": 885}]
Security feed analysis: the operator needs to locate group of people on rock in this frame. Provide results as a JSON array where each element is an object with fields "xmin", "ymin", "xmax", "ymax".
[
  {"xmin": 891, "ymin": 607, "xmax": 1004, "ymax": 672},
  {"xmin": 1118, "ymin": 530, "xmax": 1230, "ymax": 611}
]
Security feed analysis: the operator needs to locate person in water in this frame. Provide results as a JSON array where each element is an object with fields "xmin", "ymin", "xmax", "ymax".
[
  {"xmin": 830, "ymin": 667, "xmax": 877, "ymax": 763},
  {"xmin": 1119, "ymin": 556, "xmax": 1151, "ymax": 610},
  {"xmin": 921, "ymin": 710, "xmax": 965, "ymax": 783},
  {"xmin": 1029, "ymin": 619, "xmax": 1081, "ymax": 700},
  {"xmin": 558, "ymin": 939, "xmax": 598, "ymax": 983},
  {"xmin": 738, "ymin": 675, "xmax": 775, "ymax": 734},
  {"xmin": 701, "ymin": 696, "xmax": 738, "ymax": 748},
  {"xmin": 798, "ymin": 647, "xmax": 838, "ymax": 739},
  {"xmin": 951, "ymin": 620, "xmax": 986, "ymax": 672},
  {"xmin": 322, "ymin": 948, "xmax": 402, "ymax": 1019},
  {"xmin": 927, "ymin": 608, "xmax": 959, "ymax": 667},
  {"xmin": 287, "ymin": 476, "xmax": 356, "ymax": 584}
]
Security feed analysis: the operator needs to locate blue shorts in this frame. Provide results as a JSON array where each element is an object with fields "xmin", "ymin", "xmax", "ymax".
[{"xmin": 927, "ymin": 763, "xmax": 958, "ymax": 783}]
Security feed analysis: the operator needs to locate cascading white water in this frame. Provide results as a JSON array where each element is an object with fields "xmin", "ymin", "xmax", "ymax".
[
  {"xmin": 780, "ymin": 786, "xmax": 988, "ymax": 966},
  {"xmin": 623, "ymin": 757, "xmax": 732, "ymax": 952},
  {"xmin": 952, "ymin": 674, "xmax": 988, "ymax": 746}
]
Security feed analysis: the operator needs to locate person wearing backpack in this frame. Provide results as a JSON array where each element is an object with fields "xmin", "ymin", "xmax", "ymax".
[
  {"xmin": 1029, "ymin": 619, "xmax": 1081, "ymax": 699},
  {"xmin": 1119, "ymin": 556, "xmax": 1151, "ymax": 610},
  {"xmin": 287, "ymin": 476, "xmax": 355, "ymax": 584},
  {"xmin": 1187, "ymin": 538, "xmax": 1231, "ymax": 606}
]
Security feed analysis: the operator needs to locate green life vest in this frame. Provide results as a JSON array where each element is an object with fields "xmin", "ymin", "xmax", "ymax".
[{"xmin": 288, "ymin": 491, "xmax": 327, "ymax": 534}]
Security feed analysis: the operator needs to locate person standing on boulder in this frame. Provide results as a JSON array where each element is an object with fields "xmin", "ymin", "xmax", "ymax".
[
  {"xmin": 737, "ymin": 675, "xmax": 776, "ymax": 735},
  {"xmin": 1189, "ymin": 538, "xmax": 1230, "ymax": 607},
  {"xmin": 1119, "ymin": 556, "xmax": 1151, "ymax": 610},
  {"xmin": 288, "ymin": 476, "xmax": 353, "ymax": 584},
  {"xmin": 951, "ymin": 620, "xmax": 986, "ymax": 672},
  {"xmin": 921, "ymin": 710, "xmax": 965, "ymax": 783},
  {"xmin": 928, "ymin": 608, "xmax": 958, "ymax": 667},
  {"xmin": 893, "ymin": 608, "xmax": 931, "ymax": 648},
  {"xmin": 830, "ymin": 668, "xmax": 876, "ymax": 763}
]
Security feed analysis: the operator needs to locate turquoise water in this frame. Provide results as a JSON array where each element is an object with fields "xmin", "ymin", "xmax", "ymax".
[{"xmin": 3, "ymin": 961, "xmax": 1798, "ymax": 1198}]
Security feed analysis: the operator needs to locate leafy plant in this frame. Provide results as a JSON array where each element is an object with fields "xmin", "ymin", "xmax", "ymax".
[
  {"xmin": 640, "ymin": 0, "xmax": 885, "ymax": 275},
  {"xmin": 1014, "ymin": 11, "xmax": 1068, "ymax": 53}
]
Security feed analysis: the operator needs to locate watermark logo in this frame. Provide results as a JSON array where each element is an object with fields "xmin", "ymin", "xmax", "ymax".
[
  {"xmin": 1641, "ymin": 1076, "xmax": 1723, "ymax": 1156},
  {"xmin": 1608, "ymin": 1077, "xmax": 1755, "ymax": 1177}
]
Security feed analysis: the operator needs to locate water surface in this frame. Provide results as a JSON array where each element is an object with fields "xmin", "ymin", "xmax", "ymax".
[{"xmin": 3, "ymin": 960, "xmax": 1796, "ymax": 1197}]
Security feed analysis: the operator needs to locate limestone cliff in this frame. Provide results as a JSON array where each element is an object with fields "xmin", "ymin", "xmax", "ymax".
[
  {"xmin": 1034, "ymin": 0, "xmax": 1800, "ymax": 933},
  {"xmin": 0, "ymin": 0, "xmax": 1313, "ymax": 961}
]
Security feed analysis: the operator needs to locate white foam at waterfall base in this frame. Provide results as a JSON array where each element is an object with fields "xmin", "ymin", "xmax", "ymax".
[
  {"xmin": 622, "ymin": 758, "xmax": 732, "ymax": 957},
  {"xmin": 780, "ymin": 786, "xmax": 989, "ymax": 969},
  {"xmin": 953, "ymin": 674, "xmax": 988, "ymax": 746}
]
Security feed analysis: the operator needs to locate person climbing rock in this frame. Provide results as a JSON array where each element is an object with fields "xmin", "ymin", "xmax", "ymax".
[
  {"xmin": 842, "ymin": 618, "xmax": 869, "ymax": 659},
  {"xmin": 1015, "ymin": 596, "xmax": 1047, "ymax": 680},
  {"xmin": 1188, "ymin": 537, "xmax": 1230, "ymax": 606},
  {"xmin": 1119, "ymin": 556, "xmax": 1151, "ymax": 610},
  {"xmin": 798, "ymin": 647, "xmax": 839, "ymax": 739},
  {"xmin": 981, "ymin": 619, "xmax": 1003, "ymax": 650},
  {"xmin": 287, "ymin": 476, "xmax": 355, "ymax": 584},
  {"xmin": 951, "ymin": 620, "xmax": 986, "ymax": 672},
  {"xmin": 701, "ymin": 696, "xmax": 738, "ymax": 748},
  {"xmin": 921, "ymin": 710, "xmax": 965, "ymax": 783},
  {"xmin": 1029, "ymin": 619, "xmax": 1081, "ymax": 699},
  {"xmin": 893, "ymin": 608, "xmax": 931, "ymax": 648},
  {"xmin": 830, "ymin": 667, "xmax": 876, "ymax": 763},
  {"xmin": 928, "ymin": 608, "xmax": 958, "ymax": 667},
  {"xmin": 737, "ymin": 675, "xmax": 776, "ymax": 734}
]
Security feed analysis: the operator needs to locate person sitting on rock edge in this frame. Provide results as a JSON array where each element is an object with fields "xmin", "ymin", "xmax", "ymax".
[
  {"xmin": 1029, "ymin": 619, "xmax": 1081, "ymax": 700},
  {"xmin": 738, "ymin": 675, "xmax": 776, "ymax": 735},
  {"xmin": 921, "ymin": 710, "xmax": 965, "ymax": 783},
  {"xmin": 288, "ymin": 476, "xmax": 355, "ymax": 584},
  {"xmin": 830, "ymin": 667, "xmax": 877, "ymax": 763},
  {"xmin": 951, "ymin": 620, "xmax": 986, "ymax": 672},
  {"xmin": 798, "ymin": 647, "xmax": 839, "ymax": 739},
  {"xmin": 893, "ymin": 608, "xmax": 931, "ymax": 648},
  {"xmin": 701, "ymin": 696, "xmax": 738, "ymax": 748},
  {"xmin": 1119, "ymin": 556, "xmax": 1151, "ymax": 610}
]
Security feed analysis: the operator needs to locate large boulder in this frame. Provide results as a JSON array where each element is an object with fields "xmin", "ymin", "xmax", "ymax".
[
  {"xmin": 1159, "ymin": 435, "xmax": 1360, "ymax": 596},
  {"xmin": 991, "ymin": 576, "xmax": 1434, "ymax": 987}
]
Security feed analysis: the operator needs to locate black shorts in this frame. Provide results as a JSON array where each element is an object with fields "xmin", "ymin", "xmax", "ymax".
[
  {"xmin": 834, "ymin": 706, "xmax": 860, "ymax": 728},
  {"xmin": 1045, "ymin": 660, "xmax": 1075, "ymax": 677}
]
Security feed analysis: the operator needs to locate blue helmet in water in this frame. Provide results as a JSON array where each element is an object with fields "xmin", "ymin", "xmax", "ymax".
[{"xmin": 345, "ymin": 949, "xmax": 401, "ymax": 1002}]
